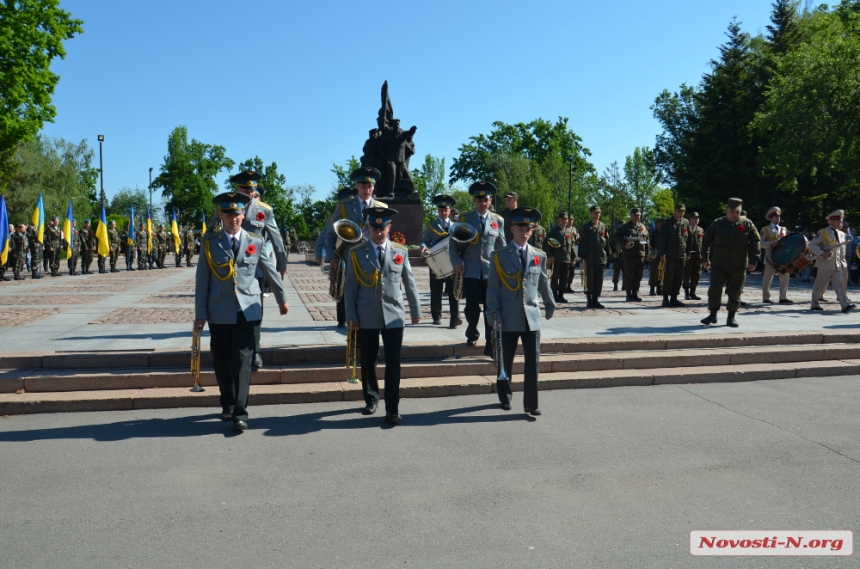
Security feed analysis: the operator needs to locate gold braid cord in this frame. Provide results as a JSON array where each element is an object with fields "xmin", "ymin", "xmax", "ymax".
[
  {"xmin": 340, "ymin": 203, "xmax": 348, "ymax": 220},
  {"xmin": 204, "ymin": 239, "xmax": 235, "ymax": 281},
  {"xmin": 351, "ymin": 249, "xmax": 379, "ymax": 288},
  {"xmin": 428, "ymin": 223, "xmax": 448, "ymax": 237},
  {"xmin": 493, "ymin": 253, "xmax": 522, "ymax": 292}
]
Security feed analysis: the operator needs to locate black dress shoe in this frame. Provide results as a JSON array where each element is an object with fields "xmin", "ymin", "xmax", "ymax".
[
  {"xmin": 233, "ymin": 420, "xmax": 248, "ymax": 431},
  {"xmin": 762, "ymin": 299, "xmax": 774, "ymax": 304},
  {"xmin": 452, "ymin": 318, "xmax": 463, "ymax": 328},
  {"xmin": 670, "ymin": 298, "xmax": 685, "ymax": 307},
  {"xmin": 557, "ymin": 295, "xmax": 568, "ymax": 303},
  {"xmin": 385, "ymin": 414, "xmax": 402, "ymax": 424},
  {"xmin": 221, "ymin": 409, "xmax": 233, "ymax": 421},
  {"xmin": 565, "ymin": 286, "xmax": 574, "ymax": 294},
  {"xmin": 432, "ymin": 319, "xmax": 441, "ymax": 325},
  {"xmin": 362, "ymin": 404, "xmax": 377, "ymax": 415},
  {"xmin": 779, "ymin": 298, "xmax": 794, "ymax": 304},
  {"xmin": 593, "ymin": 301, "xmax": 605, "ymax": 309},
  {"xmin": 740, "ymin": 301, "xmax": 749, "ymax": 307},
  {"xmin": 500, "ymin": 403, "xmax": 512, "ymax": 411},
  {"xmin": 690, "ymin": 293, "xmax": 701, "ymax": 300},
  {"xmin": 336, "ymin": 322, "xmax": 346, "ymax": 328},
  {"xmin": 483, "ymin": 343, "xmax": 494, "ymax": 357},
  {"xmin": 524, "ymin": 408, "xmax": 542, "ymax": 416},
  {"xmin": 466, "ymin": 340, "xmax": 477, "ymax": 347},
  {"xmin": 811, "ymin": 306, "xmax": 823, "ymax": 311},
  {"xmin": 252, "ymin": 353, "xmax": 263, "ymax": 371},
  {"xmin": 632, "ymin": 294, "xmax": 643, "ymax": 301},
  {"xmin": 843, "ymin": 304, "xmax": 856, "ymax": 314}
]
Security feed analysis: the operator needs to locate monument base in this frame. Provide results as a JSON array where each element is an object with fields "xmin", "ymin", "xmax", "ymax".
[{"xmin": 378, "ymin": 193, "xmax": 424, "ymax": 246}]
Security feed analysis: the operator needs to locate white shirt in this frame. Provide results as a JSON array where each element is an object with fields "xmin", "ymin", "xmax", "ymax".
[{"xmin": 225, "ymin": 229, "xmax": 243, "ymax": 252}]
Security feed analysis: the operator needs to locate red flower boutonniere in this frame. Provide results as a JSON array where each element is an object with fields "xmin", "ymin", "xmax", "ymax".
[
  {"xmin": 245, "ymin": 244, "xmax": 257, "ymax": 255},
  {"xmin": 737, "ymin": 226, "xmax": 746, "ymax": 233},
  {"xmin": 532, "ymin": 255, "xmax": 540, "ymax": 266},
  {"xmin": 601, "ymin": 231, "xmax": 606, "ymax": 237},
  {"xmin": 683, "ymin": 228, "xmax": 688, "ymax": 234},
  {"xmin": 393, "ymin": 254, "xmax": 404, "ymax": 265},
  {"xmin": 565, "ymin": 234, "xmax": 572, "ymax": 239},
  {"xmin": 256, "ymin": 212, "xmax": 265, "ymax": 222},
  {"xmin": 490, "ymin": 221, "xmax": 499, "ymax": 230}
]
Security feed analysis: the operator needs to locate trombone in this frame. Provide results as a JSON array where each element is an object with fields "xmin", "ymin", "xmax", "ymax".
[
  {"xmin": 345, "ymin": 326, "xmax": 360, "ymax": 383},
  {"xmin": 493, "ymin": 316, "xmax": 510, "ymax": 382},
  {"xmin": 190, "ymin": 328, "xmax": 204, "ymax": 392}
]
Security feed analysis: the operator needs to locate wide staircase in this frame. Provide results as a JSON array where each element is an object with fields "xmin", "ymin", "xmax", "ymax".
[{"xmin": 1, "ymin": 331, "xmax": 859, "ymax": 415}]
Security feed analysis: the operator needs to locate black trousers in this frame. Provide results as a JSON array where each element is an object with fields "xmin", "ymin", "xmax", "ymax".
[
  {"xmin": 336, "ymin": 298, "xmax": 346, "ymax": 325},
  {"xmin": 498, "ymin": 329, "xmax": 540, "ymax": 410},
  {"xmin": 358, "ymin": 327, "xmax": 404, "ymax": 414},
  {"xmin": 622, "ymin": 255, "xmax": 645, "ymax": 292},
  {"xmin": 209, "ymin": 312, "xmax": 257, "ymax": 421},
  {"xmin": 683, "ymin": 253, "xmax": 702, "ymax": 290},
  {"xmin": 429, "ymin": 271, "xmax": 459, "ymax": 323},
  {"xmin": 464, "ymin": 277, "xmax": 491, "ymax": 343},
  {"xmin": 567, "ymin": 262, "xmax": 576, "ymax": 289},
  {"xmin": 586, "ymin": 263, "xmax": 605, "ymax": 298},
  {"xmin": 612, "ymin": 258, "xmax": 623, "ymax": 286},
  {"xmin": 550, "ymin": 262, "xmax": 569, "ymax": 296},
  {"xmin": 663, "ymin": 257, "xmax": 686, "ymax": 297}
]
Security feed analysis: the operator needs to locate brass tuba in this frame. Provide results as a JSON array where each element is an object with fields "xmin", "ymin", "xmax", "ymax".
[
  {"xmin": 449, "ymin": 222, "xmax": 478, "ymax": 301},
  {"xmin": 329, "ymin": 219, "xmax": 364, "ymax": 301}
]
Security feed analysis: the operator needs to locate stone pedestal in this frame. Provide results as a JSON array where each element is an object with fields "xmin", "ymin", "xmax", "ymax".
[{"xmin": 378, "ymin": 193, "xmax": 424, "ymax": 246}]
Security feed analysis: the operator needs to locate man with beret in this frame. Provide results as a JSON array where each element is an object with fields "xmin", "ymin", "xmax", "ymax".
[
  {"xmin": 760, "ymin": 206, "xmax": 793, "ymax": 304},
  {"xmin": 449, "ymin": 181, "xmax": 507, "ymax": 355},
  {"xmin": 194, "ymin": 191, "xmax": 289, "ymax": 432},
  {"xmin": 545, "ymin": 212, "xmax": 574, "ymax": 303},
  {"xmin": 579, "ymin": 205, "xmax": 610, "ymax": 308},
  {"xmin": 324, "ymin": 172, "xmax": 387, "ymax": 328},
  {"xmin": 344, "ymin": 206, "xmax": 421, "ymax": 424},
  {"xmin": 43, "ymin": 217, "xmax": 62, "ymax": 277},
  {"xmin": 420, "ymin": 194, "xmax": 462, "ymax": 327},
  {"xmin": 683, "ymin": 212, "xmax": 704, "ymax": 300},
  {"xmin": 700, "ymin": 198, "xmax": 761, "ymax": 327},
  {"xmin": 134, "ymin": 223, "xmax": 148, "ymax": 270},
  {"xmin": 487, "ymin": 207, "xmax": 556, "ymax": 416},
  {"xmin": 613, "ymin": 208, "xmax": 650, "ymax": 301},
  {"xmin": 658, "ymin": 203, "xmax": 693, "ymax": 307},
  {"xmin": 809, "ymin": 209, "xmax": 855, "ymax": 313}
]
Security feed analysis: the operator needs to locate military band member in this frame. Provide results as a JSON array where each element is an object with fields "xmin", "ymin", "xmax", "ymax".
[
  {"xmin": 194, "ymin": 192, "xmax": 289, "ymax": 432},
  {"xmin": 809, "ymin": 209, "xmax": 855, "ymax": 313},
  {"xmin": 78, "ymin": 220, "xmax": 93, "ymax": 274},
  {"xmin": 26, "ymin": 224, "xmax": 42, "ymax": 279},
  {"xmin": 657, "ymin": 203, "xmax": 693, "ymax": 307},
  {"xmin": 44, "ymin": 217, "xmax": 62, "ymax": 277},
  {"xmin": 760, "ymin": 206, "xmax": 792, "ymax": 304},
  {"xmin": 9, "ymin": 224, "xmax": 27, "ymax": 280},
  {"xmin": 545, "ymin": 212, "xmax": 574, "ymax": 303},
  {"xmin": 420, "ymin": 194, "xmax": 461, "ymax": 327},
  {"xmin": 325, "ymin": 170, "xmax": 387, "ymax": 329},
  {"xmin": 108, "ymin": 221, "xmax": 120, "ymax": 273},
  {"xmin": 134, "ymin": 223, "xmax": 148, "ymax": 270},
  {"xmin": 66, "ymin": 219, "xmax": 78, "ymax": 275},
  {"xmin": 683, "ymin": 212, "xmax": 704, "ymax": 300},
  {"xmin": 648, "ymin": 219, "xmax": 663, "ymax": 295},
  {"xmin": 613, "ymin": 208, "xmax": 650, "ymax": 302},
  {"xmin": 700, "ymin": 198, "xmax": 760, "ymax": 327},
  {"xmin": 486, "ymin": 207, "xmax": 556, "ymax": 416},
  {"xmin": 579, "ymin": 205, "xmax": 609, "ymax": 309},
  {"xmin": 183, "ymin": 223, "xmax": 196, "ymax": 266},
  {"xmin": 344, "ymin": 207, "xmax": 421, "ymax": 424},
  {"xmin": 564, "ymin": 215, "xmax": 580, "ymax": 294},
  {"xmin": 449, "ymin": 181, "xmax": 506, "ymax": 355}
]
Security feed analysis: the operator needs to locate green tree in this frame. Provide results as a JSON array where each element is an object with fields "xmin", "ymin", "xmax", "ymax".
[
  {"xmin": 231, "ymin": 156, "xmax": 297, "ymax": 228},
  {"xmin": 0, "ymin": 0, "xmax": 83, "ymax": 190},
  {"xmin": 623, "ymin": 147, "xmax": 662, "ymax": 218},
  {"xmin": 151, "ymin": 126, "xmax": 234, "ymax": 226},
  {"xmin": 411, "ymin": 154, "xmax": 454, "ymax": 222},
  {"xmin": 330, "ymin": 156, "xmax": 361, "ymax": 196},
  {"xmin": 650, "ymin": 188, "xmax": 676, "ymax": 220},
  {"xmin": 109, "ymin": 186, "xmax": 148, "ymax": 218},
  {"xmin": 597, "ymin": 161, "xmax": 630, "ymax": 229}
]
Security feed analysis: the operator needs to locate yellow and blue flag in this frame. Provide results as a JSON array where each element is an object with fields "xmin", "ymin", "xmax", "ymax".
[
  {"xmin": 127, "ymin": 206, "xmax": 135, "ymax": 246},
  {"xmin": 0, "ymin": 195, "xmax": 9, "ymax": 265},
  {"xmin": 31, "ymin": 194, "xmax": 45, "ymax": 244},
  {"xmin": 146, "ymin": 207, "xmax": 153, "ymax": 254},
  {"xmin": 62, "ymin": 199, "xmax": 73, "ymax": 260},
  {"xmin": 96, "ymin": 204, "xmax": 110, "ymax": 257},
  {"xmin": 170, "ymin": 207, "xmax": 181, "ymax": 254},
  {"xmin": 200, "ymin": 211, "xmax": 207, "ymax": 235}
]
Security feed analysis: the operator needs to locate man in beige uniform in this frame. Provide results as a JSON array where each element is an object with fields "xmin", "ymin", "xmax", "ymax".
[
  {"xmin": 760, "ymin": 206, "xmax": 793, "ymax": 304},
  {"xmin": 809, "ymin": 209, "xmax": 855, "ymax": 313}
]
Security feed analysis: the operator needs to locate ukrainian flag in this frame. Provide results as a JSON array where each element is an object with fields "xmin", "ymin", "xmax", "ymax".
[
  {"xmin": 63, "ymin": 200, "xmax": 73, "ymax": 260},
  {"xmin": 31, "ymin": 194, "xmax": 45, "ymax": 244},
  {"xmin": 127, "ymin": 206, "xmax": 135, "ymax": 246},
  {"xmin": 146, "ymin": 207, "xmax": 153, "ymax": 254},
  {"xmin": 170, "ymin": 207, "xmax": 181, "ymax": 254},
  {"xmin": 200, "ymin": 211, "xmax": 207, "ymax": 235},
  {"xmin": 96, "ymin": 204, "xmax": 110, "ymax": 257},
  {"xmin": 0, "ymin": 195, "xmax": 9, "ymax": 266}
]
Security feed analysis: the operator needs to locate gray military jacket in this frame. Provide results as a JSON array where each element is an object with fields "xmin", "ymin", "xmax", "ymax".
[
  {"xmin": 324, "ymin": 196, "xmax": 388, "ymax": 262},
  {"xmin": 421, "ymin": 218, "xmax": 452, "ymax": 249},
  {"xmin": 242, "ymin": 199, "xmax": 287, "ymax": 272},
  {"xmin": 486, "ymin": 242, "xmax": 556, "ymax": 332},
  {"xmin": 195, "ymin": 229, "xmax": 287, "ymax": 325},
  {"xmin": 448, "ymin": 210, "xmax": 506, "ymax": 279},
  {"xmin": 344, "ymin": 240, "xmax": 421, "ymax": 329}
]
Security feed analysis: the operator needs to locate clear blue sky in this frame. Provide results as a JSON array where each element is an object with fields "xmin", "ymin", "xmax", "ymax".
[{"xmin": 42, "ymin": 0, "xmax": 776, "ymax": 202}]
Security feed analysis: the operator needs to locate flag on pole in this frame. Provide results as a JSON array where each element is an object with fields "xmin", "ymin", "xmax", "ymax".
[
  {"xmin": 62, "ymin": 199, "xmax": 73, "ymax": 260},
  {"xmin": 170, "ymin": 207, "xmax": 181, "ymax": 254},
  {"xmin": 96, "ymin": 204, "xmax": 110, "ymax": 257},
  {"xmin": 0, "ymin": 196, "xmax": 9, "ymax": 266},
  {"xmin": 146, "ymin": 207, "xmax": 153, "ymax": 254},
  {"xmin": 127, "ymin": 206, "xmax": 135, "ymax": 246},
  {"xmin": 200, "ymin": 211, "xmax": 207, "ymax": 236},
  {"xmin": 31, "ymin": 194, "xmax": 45, "ymax": 244}
]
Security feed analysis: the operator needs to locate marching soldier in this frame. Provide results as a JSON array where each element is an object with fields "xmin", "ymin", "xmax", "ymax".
[
  {"xmin": 700, "ymin": 198, "xmax": 761, "ymax": 327},
  {"xmin": 183, "ymin": 223, "xmax": 195, "ymax": 266},
  {"xmin": 809, "ymin": 209, "xmax": 855, "ymax": 313},
  {"xmin": 78, "ymin": 219, "xmax": 93, "ymax": 274},
  {"xmin": 420, "ymin": 194, "xmax": 461, "ymax": 327},
  {"xmin": 448, "ymin": 181, "xmax": 506, "ymax": 355},
  {"xmin": 545, "ymin": 212, "xmax": 574, "ymax": 303},
  {"xmin": 683, "ymin": 212, "xmax": 704, "ymax": 300},
  {"xmin": 324, "ymin": 171, "xmax": 387, "ymax": 329},
  {"xmin": 486, "ymin": 207, "xmax": 556, "ymax": 416},
  {"xmin": 194, "ymin": 192, "xmax": 289, "ymax": 432},
  {"xmin": 108, "ymin": 221, "xmax": 120, "ymax": 273},
  {"xmin": 579, "ymin": 205, "xmax": 610, "ymax": 309},
  {"xmin": 134, "ymin": 223, "xmax": 148, "ymax": 270},
  {"xmin": 613, "ymin": 208, "xmax": 650, "ymax": 302},
  {"xmin": 648, "ymin": 219, "xmax": 663, "ymax": 296},
  {"xmin": 611, "ymin": 221, "xmax": 623, "ymax": 292},
  {"xmin": 344, "ymin": 206, "xmax": 421, "ymax": 424},
  {"xmin": 657, "ymin": 203, "xmax": 693, "ymax": 307},
  {"xmin": 760, "ymin": 206, "xmax": 792, "ymax": 304},
  {"xmin": 66, "ymin": 220, "xmax": 79, "ymax": 275},
  {"xmin": 44, "ymin": 216, "xmax": 62, "ymax": 277},
  {"xmin": 9, "ymin": 224, "xmax": 27, "ymax": 280}
]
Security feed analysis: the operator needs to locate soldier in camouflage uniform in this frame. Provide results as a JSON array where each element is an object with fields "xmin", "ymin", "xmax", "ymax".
[
  {"xmin": 657, "ymin": 203, "xmax": 693, "ymax": 308},
  {"xmin": 10, "ymin": 224, "xmax": 28, "ymax": 280},
  {"xmin": 648, "ymin": 219, "xmax": 663, "ymax": 296},
  {"xmin": 134, "ymin": 223, "xmax": 148, "ymax": 270},
  {"xmin": 66, "ymin": 220, "xmax": 79, "ymax": 275},
  {"xmin": 579, "ymin": 205, "xmax": 610, "ymax": 309},
  {"xmin": 44, "ymin": 216, "xmax": 63, "ymax": 276},
  {"xmin": 545, "ymin": 212, "xmax": 574, "ymax": 303},
  {"xmin": 78, "ymin": 220, "xmax": 94, "ymax": 274},
  {"xmin": 564, "ymin": 216, "xmax": 580, "ymax": 294},
  {"xmin": 107, "ymin": 221, "xmax": 120, "ymax": 272},
  {"xmin": 155, "ymin": 225, "xmax": 167, "ymax": 269},
  {"xmin": 700, "ymin": 197, "xmax": 761, "ymax": 327},
  {"xmin": 613, "ymin": 208, "xmax": 650, "ymax": 301},
  {"xmin": 183, "ymin": 223, "xmax": 195, "ymax": 266},
  {"xmin": 683, "ymin": 212, "xmax": 704, "ymax": 300},
  {"xmin": 528, "ymin": 221, "xmax": 546, "ymax": 249},
  {"xmin": 26, "ymin": 224, "xmax": 43, "ymax": 279},
  {"xmin": 120, "ymin": 228, "xmax": 134, "ymax": 271}
]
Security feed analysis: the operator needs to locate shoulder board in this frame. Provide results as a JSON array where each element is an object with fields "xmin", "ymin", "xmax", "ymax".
[
  {"xmin": 202, "ymin": 232, "xmax": 219, "ymax": 241},
  {"xmin": 338, "ymin": 198, "xmax": 353, "ymax": 204},
  {"xmin": 375, "ymin": 201, "xmax": 389, "ymax": 209},
  {"xmin": 391, "ymin": 242, "xmax": 408, "ymax": 251},
  {"xmin": 347, "ymin": 241, "xmax": 367, "ymax": 255},
  {"xmin": 492, "ymin": 213, "xmax": 504, "ymax": 221},
  {"xmin": 531, "ymin": 247, "xmax": 545, "ymax": 255},
  {"xmin": 247, "ymin": 231, "xmax": 264, "ymax": 240},
  {"xmin": 256, "ymin": 200, "xmax": 272, "ymax": 210}
]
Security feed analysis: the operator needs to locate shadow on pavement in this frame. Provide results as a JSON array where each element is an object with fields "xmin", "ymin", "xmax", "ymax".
[
  {"xmin": 56, "ymin": 331, "xmax": 200, "ymax": 341},
  {"xmin": 598, "ymin": 325, "xmax": 705, "ymax": 335}
]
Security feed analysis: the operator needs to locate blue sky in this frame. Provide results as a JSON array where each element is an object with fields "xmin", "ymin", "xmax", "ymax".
[{"xmin": 42, "ymin": 0, "xmax": 776, "ymax": 202}]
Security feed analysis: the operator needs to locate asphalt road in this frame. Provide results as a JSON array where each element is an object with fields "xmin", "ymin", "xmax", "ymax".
[{"xmin": 1, "ymin": 376, "xmax": 858, "ymax": 569}]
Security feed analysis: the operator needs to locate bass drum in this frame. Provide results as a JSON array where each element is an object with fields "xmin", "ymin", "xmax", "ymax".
[
  {"xmin": 771, "ymin": 233, "xmax": 811, "ymax": 275},
  {"xmin": 424, "ymin": 237, "xmax": 454, "ymax": 278}
]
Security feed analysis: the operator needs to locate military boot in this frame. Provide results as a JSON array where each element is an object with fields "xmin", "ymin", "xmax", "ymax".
[
  {"xmin": 593, "ymin": 297, "xmax": 605, "ymax": 309},
  {"xmin": 662, "ymin": 295, "xmax": 670, "ymax": 308},
  {"xmin": 700, "ymin": 312, "xmax": 718, "ymax": 325},
  {"xmin": 727, "ymin": 311, "xmax": 739, "ymax": 327},
  {"xmin": 656, "ymin": 285, "xmax": 663, "ymax": 295},
  {"xmin": 684, "ymin": 288, "xmax": 690, "ymax": 300},
  {"xmin": 0, "ymin": 271, "xmax": 9, "ymax": 281},
  {"xmin": 613, "ymin": 282, "xmax": 618, "ymax": 292},
  {"xmin": 649, "ymin": 286, "xmax": 656, "ymax": 296},
  {"xmin": 670, "ymin": 296, "xmax": 685, "ymax": 308},
  {"xmin": 690, "ymin": 288, "xmax": 701, "ymax": 300},
  {"xmin": 625, "ymin": 290, "xmax": 633, "ymax": 302}
]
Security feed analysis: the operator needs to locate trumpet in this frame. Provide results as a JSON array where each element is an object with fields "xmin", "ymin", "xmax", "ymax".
[
  {"xmin": 190, "ymin": 328, "xmax": 204, "ymax": 392},
  {"xmin": 345, "ymin": 326, "xmax": 360, "ymax": 383},
  {"xmin": 657, "ymin": 257, "xmax": 666, "ymax": 282},
  {"xmin": 329, "ymin": 219, "xmax": 364, "ymax": 301},
  {"xmin": 493, "ymin": 316, "xmax": 510, "ymax": 382},
  {"xmin": 450, "ymin": 222, "xmax": 478, "ymax": 301}
]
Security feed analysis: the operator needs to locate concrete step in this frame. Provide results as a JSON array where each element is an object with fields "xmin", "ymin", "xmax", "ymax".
[{"xmin": 2, "ymin": 359, "xmax": 859, "ymax": 416}]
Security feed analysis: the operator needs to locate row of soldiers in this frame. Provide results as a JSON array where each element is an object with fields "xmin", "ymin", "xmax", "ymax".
[{"xmin": 129, "ymin": 223, "xmax": 197, "ymax": 271}]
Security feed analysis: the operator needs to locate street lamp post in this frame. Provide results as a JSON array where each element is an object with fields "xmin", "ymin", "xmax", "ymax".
[
  {"xmin": 148, "ymin": 167, "xmax": 153, "ymax": 212},
  {"xmin": 97, "ymin": 135, "xmax": 105, "ymax": 208},
  {"xmin": 567, "ymin": 155, "xmax": 574, "ymax": 216}
]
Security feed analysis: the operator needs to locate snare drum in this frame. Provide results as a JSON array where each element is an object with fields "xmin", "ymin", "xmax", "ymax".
[{"xmin": 424, "ymin": 237, "xmax": 454, "ymax": 278}]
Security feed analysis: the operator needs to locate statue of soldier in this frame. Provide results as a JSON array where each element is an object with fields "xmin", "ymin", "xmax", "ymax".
[
  {"xmin": 26, "ymin": 224, "xmax": 43, "ymax": 279},
  {"xmin": 78, "ymin": 219, "xmax": 94, "ymax": 274},
  {"xmin": 108, "ymin": 221, "xmax": 120, "ymax": 272},
  {"xmin": 378, "ymin": 119, "xmax": 417, "ymax": 198}
]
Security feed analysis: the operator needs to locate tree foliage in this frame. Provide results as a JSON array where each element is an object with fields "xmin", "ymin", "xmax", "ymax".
[
  {"xmin": 109, "ymin": 187, "xmax": 148, "ymax": 218},
  {"xmin": 0, "ymin": 0, "xmax": 83, "ymax": 190}
]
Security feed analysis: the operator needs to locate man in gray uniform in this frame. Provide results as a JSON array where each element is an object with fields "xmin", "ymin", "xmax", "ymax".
[
  {"xmin": 486, "ymin": 207, "xmax": 556, "ymax": 416},
  {"xmin": 344, "ymin": 206, "xmax": 421, "ymax": 424},
  {"xmin": 193, "ymin": 191, "xmax": 289, "ymax": 432},
  {"xmin": 449, "ymin": 181, "xmax": 506, "ymax": 355},
  {"xmin": 420, "ymin": 194, "xmax": 461, "ymax": 327}
]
